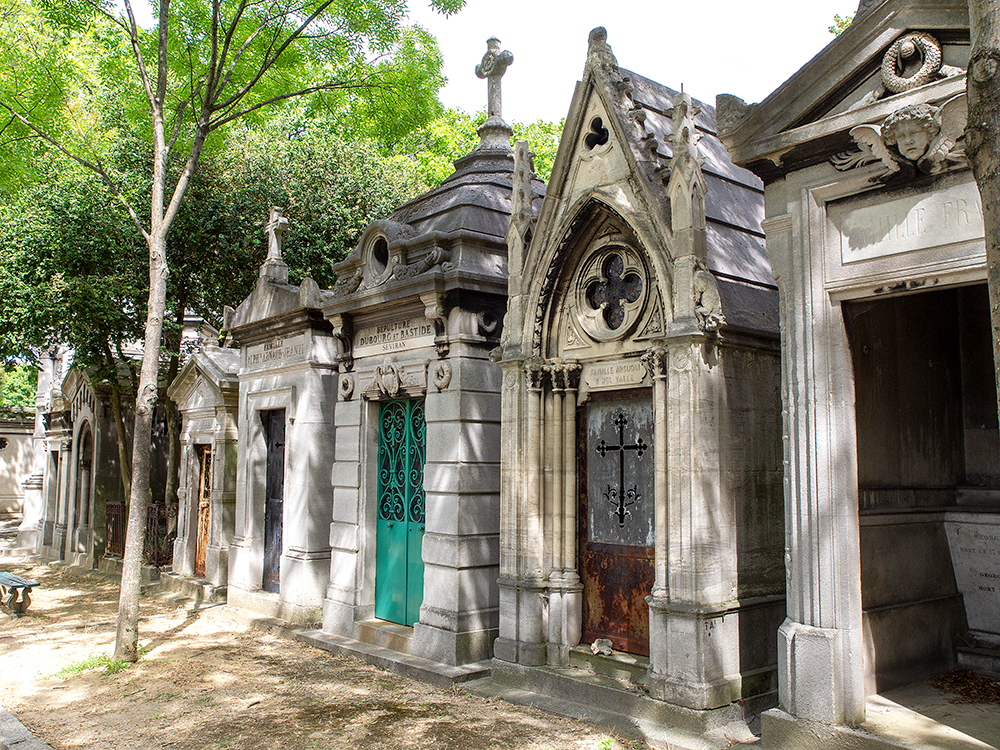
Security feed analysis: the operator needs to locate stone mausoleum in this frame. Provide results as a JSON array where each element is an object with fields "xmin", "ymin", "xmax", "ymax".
[
  {"xmin": 492, "ymin": 28, "xmax": 785, "ymax": 743},
  {"xmin": 224, "ymin": 209, "xmax": 338, "ymax": 622},
  {"xmin": 719, "ymin": 0, "xmax": 1000, "ymax": 746},
  {"xmin": 305, "ymin": 38, "xmax": 545, "ymax": 678},
  {"xmin": 167, "ymin": 344, "xmax": 240, "ymax": 594}
]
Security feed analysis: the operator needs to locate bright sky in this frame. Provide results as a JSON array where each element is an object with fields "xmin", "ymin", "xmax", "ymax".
[{"xmin": 405, "ymin": 0, "xmax": 857, "ymax": 124}]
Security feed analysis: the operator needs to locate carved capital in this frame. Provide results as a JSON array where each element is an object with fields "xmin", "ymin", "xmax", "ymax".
[
  {"xmin": 642, "ymin": 346, "xmax": 669, "ymax": 379},
  {"xmin": 523, "ymin": 357, "xmax": 546, "ymax": 391}
]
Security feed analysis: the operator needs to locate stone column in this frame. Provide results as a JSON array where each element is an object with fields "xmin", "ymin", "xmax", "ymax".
[
  {"xmin": 545, "ymin": 361, "xmax": 582, "ymax": 665},
  {"xmin": 763, "ymin": 211, "xmax": 865, "ymax": 726},
  {"xmin": 173, "ymin": 437, "xmax": 194, "ymax": 576},
  {"xmin": 53, "ymin": 438, "xmax": 72, "ymax": 557},
  {"xmin": 208, "ymin": 407, "xmax": 238, "ymax": 588},
  {"xmin": 646, "ymin": 337, "xmax": 739, "ymax": 711}
]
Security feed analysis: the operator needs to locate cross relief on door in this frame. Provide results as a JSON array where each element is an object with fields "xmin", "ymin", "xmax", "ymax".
[{"xmin": 595, "ymin": 411, "xmax": 647, "ymax": 528}]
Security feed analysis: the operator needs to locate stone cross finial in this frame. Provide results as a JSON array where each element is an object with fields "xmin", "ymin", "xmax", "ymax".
[
  {"xmin": 265, "ymin": 206, "xmax": 289, "ymax": 262},
  {"xmin": 475, "ymin": 38, "xmax": 513, "ymax": 119}
]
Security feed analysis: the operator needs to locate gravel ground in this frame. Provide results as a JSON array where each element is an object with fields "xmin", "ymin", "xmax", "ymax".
[{"xmin": 0, "ymin": 558, "xmax": 649, "ymax": 750}]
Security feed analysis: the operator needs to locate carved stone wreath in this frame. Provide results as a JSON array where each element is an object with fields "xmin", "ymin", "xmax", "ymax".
[{"xmin": 574, "ymin": 245, "xmax": 648, "ymax": 341}]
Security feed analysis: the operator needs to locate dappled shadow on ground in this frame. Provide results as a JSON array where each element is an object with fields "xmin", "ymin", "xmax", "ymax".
[{"xmin": 0, "ymin": 559, "xmax": 645, "ymax": 750}]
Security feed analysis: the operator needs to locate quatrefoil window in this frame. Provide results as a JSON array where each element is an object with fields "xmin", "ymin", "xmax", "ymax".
[
  {"xmin": 586, "ymin": 254, "xmax": 642, "ymax": 330},
  {"xmin": 575, "ymin": 246, "xmax": 648, "ymax": 341}
]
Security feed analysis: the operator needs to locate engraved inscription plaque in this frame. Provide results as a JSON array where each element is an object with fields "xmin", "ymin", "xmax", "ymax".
[
  {"xmin": 832, "ymin": 179, "xmax": 984, "ymax": 265},
  {"xmin": 945, "ymin": 513, "xmax": 1000, "ymax": 640},
  {"xmin": 245, "ymin": 332, "xmax": 308, "ymax": 371},
  {"xmin": 353, "ymin": 318, "xmax": 436, "ymax": 359}
]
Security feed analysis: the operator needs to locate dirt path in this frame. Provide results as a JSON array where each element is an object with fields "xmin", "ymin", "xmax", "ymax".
[{"xmin": 0, "ymin": 559, "xmax": 647, "ymax": 750}]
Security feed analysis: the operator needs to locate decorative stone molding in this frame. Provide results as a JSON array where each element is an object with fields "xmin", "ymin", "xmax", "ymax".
[
  {"xmin": 523, "ymin": 357, "xmax": 546, "ymax": 391},
  {"xmin": 393, "ymin": 246, "xmax": 450, "ymax": 281},
  {"xmin": 332, "ymin": 269, "xmax": 362, "ymax": 298},
  {"xmin": 328, "ymin": 313, "xmax": 354, "ymax": 372},
  {"xmin": 431, "ymin": 361, "xmax": 452, "ymax": 392},
  {"xmin": 834, "ymin": 94, "xmax": 968, "ymax": 179},
  {"xmin": 641, "ymin": 346, "xmax": 668, "ymax": 378},
  {"xmin": 693, "ymin": 268, "xmax": 725, "ymax": 333},
  {"xmin": 544, "ymin": 359, "xmax": 581, "ymax": 392},
  {"xmin": 420, "ymin": 291, "xmax": 449, "ymax": 358},
  {"xmin": 374, "ymin": 358, "xmax": 404, "ymax": 398}
]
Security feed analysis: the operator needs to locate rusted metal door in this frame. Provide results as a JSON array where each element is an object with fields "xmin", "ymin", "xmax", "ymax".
[
  {"xmin": 194, "ymin": 446, "xmax": 212, "ymax": 578},
  {"xmin": 579, "ymin": 393, "xmax": 655, "ymax": 656},
  {"xmin": 263, "ymin": 410, "xmax": 285, "ymax": 593}
]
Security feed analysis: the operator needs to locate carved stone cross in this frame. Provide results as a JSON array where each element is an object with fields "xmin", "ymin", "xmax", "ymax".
[
  {"xmin": 265, "ymin": 206, "xmax": 289, "ymax": 262},
  {"xmin": 596, "ymin": 411, "xmax": 647, "ymax": 527},
  {"xmin": 475, "ymin": 37, "xmax": 513, "ymax": 119}
]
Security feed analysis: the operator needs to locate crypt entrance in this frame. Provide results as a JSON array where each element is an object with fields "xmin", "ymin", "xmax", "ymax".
[
  {"xmin": 844, "ymin": 282, "xmax": 999, "ymax": 692},
  {"xmin": 579, "ymin": 390, "xmax": 655, "ymax": 656}
]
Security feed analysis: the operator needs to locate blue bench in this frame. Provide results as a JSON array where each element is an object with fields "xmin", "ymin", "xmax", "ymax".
[{"xmin": 0, "ymin": 571, "xmax": 39, "ymax": 617}]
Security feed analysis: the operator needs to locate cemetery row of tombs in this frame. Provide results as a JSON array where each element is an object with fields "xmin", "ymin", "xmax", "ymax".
[{"xmin": 14, "ymin": 2, "xmax": 1000, "ymax": 746}]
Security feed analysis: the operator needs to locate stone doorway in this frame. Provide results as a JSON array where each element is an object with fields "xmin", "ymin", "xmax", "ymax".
[
  {"xmin": 262, "ymin": 409, "xmax": 285, "ymax": 594},
  {"xmin": 375, "ymin": 398, "xmax": 426, "ymax": 627},
  {"xmin": 579, "ymin": 392, "xmax": 654, "ymax": 656},
  {"xmin": 194, "ymin": 445, "xmax": 212, "ymax": 578},
  {"xmin": 845, "ymin": 283, "xmax": 998, "ymax": 691}
]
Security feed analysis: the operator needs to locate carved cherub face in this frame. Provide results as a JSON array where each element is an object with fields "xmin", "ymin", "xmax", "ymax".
[
  {"xmin": 892, "ymin": 121, "xmax": 933, "ymax": 160},
  {"xmin": 882, "ymin": 104, "xmax": 939, "ymax": 161}
]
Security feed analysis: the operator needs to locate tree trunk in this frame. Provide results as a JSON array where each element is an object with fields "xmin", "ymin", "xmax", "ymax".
[
  {"xmin": 114, "ymin": 230, "xmax": 169, "ymax": 662},
  {"xmin": 967, "ymin": 0, "xmax": 1000, "ymax": 411},
  {"xmin": 109, "ymin": 378, "xmax": 132, "ymax": 501}
]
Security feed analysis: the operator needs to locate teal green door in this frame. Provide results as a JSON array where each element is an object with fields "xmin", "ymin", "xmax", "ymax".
[{"xmin": 375, "ymin": 399, "xmax": 426, "ymax": 626}]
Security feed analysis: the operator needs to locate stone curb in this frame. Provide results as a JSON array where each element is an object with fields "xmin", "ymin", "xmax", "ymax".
[{"xmin": 0, "ymin": 707, "xmax": 54, "ymax": 750}]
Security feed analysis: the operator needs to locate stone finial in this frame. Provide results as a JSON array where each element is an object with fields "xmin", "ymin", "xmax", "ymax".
[
  {"xmin": 666, "ymin": 91, "xmax": 707, "ymax": 254},
  {"xmin": 265, "ymin": 206, "xmax": 288, "ymax": 261},
  {"xmin": 586, "ymin": 27, "xmax": 619, "ymax": 78},
  {"xmin": 475, "ymin": 37, "xmax": 513, "ymax": 120},
  {"xmin": 260, "ymin": 206, "xmax": 290, "ymax": 283},
  {"xmin": 474, "ymin": 38, "xmax": 514, "ymax": 151},
  {"xmin": 509, "ymin": 141, "xmax": 537, "ymax": 239}
]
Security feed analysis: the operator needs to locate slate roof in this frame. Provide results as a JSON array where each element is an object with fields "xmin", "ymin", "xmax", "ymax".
[
  {"xmin": 622, "ymin": 70, "xmax": 773, "ymax": 289},
  {"xmin": 385, "ymin": 148, "xmax": 545, "ymax": 241}
]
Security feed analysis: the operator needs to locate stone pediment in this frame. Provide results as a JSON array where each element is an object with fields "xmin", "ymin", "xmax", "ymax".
[
  {"xmin": 226, "ymin": 275, "xmax": 334, "ymax": 333},
  {"xmin": 717, "ymin": 0, "xmax": 969, "ymax": 180},
  {"xmin": 167, "ymin": 347, "xmax": 239, "ymax": 409}
]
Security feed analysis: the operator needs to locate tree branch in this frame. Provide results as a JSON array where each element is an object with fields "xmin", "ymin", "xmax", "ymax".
[{"xmin": 0, "ymin": 99, "xmax": 150, "ymax": 241}]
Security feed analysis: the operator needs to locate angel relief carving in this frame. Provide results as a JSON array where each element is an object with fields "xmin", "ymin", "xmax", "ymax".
[{"xmin": 832, "ymin": 94, "xmax": 967, "ymax": 180}]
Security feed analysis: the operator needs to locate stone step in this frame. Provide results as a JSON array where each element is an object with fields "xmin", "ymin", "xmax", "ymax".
[
  {"xmin": 152, "ymin": 571, "xmax": 227, "ymax": 605},
  {"xmin": 299, "ymin": 629, "xmax": 491, "ymax": 690},
  {"xmin": 478, "ymin": 660, "xmax": 754, "ymax": 750},
  {"xmin": 957, "ymin": 644, "xmax": 1000, "ymax": 679},
  {"xmin": 356, "ymin": 619, "xmax": 414, "ymax": 653},
  {"xmin": 566, "ymin": 644, "xmax": 649, "ymax": 685}
]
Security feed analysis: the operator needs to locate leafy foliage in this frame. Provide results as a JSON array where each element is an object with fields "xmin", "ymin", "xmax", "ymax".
[
  {"xmin": 829, "ymin": 13, "xmax": 854, "ymax": 36},
  {"xmin": 0, "ymin": 363, "xmax": 37, "ymax": 409},
  {"xmin": 397, "ymin": 108, "xmax": 563, "ymax": 187}
]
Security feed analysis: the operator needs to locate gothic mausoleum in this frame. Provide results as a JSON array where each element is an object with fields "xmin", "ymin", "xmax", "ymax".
[{"xmin": 492, "ymin": 28, "xmax": 785, "ymax": 742}]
